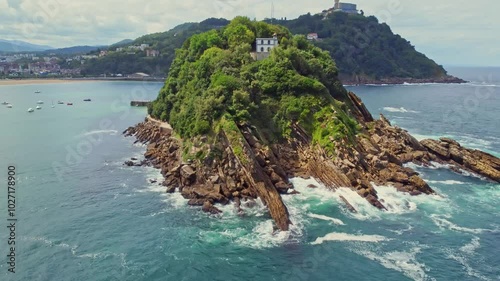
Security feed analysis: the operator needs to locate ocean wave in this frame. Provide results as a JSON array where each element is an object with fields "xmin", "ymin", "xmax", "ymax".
[
  {"xmin": 333, "ymin": 187, "xmax": 382, "ymax": 221},
  {"xmin": 444, "ymin": 238, "xmax": 491, "ymax": 281},
  {"xmin": 21, "ymin": 236, "xmax": 79, "ymax": 256},
  {"xmin": 383, "ymin": 107, "xmax": 420, "ymax": 113},
  {"xmin": 79, "ymin": 129, "xmax": 118, "ymax": 137},
  {"xmin": 388, "ymin": 224, "xmax": 414, "ymax": 235},
  {"xmin": 311, "ymin": 232, "xmax": 388, "ymax": 245},
  {"xmin": 356, "ymin": 247, "xmax": 433, "ymax": 281},
  {"xmin": 372, "ymin": 184, "xmax": 418, "ymax": 214},
  {"xmin": 426, "ymin": 180, "xmax": 466, "ymax": 185},
  {"xmin": 460, "ymin": 237, "xmax": 481, "ymax": 255},
  {"xmin": 307, "ymin": 213, "xmax": 345, "ymax": 225},
  {"xmin": 430, "ymin": 214, "xmax": 492, "ymax": 234},
  {"xmin": 465, "ymin": 82, "xmax": 499, "ymax": 88}
]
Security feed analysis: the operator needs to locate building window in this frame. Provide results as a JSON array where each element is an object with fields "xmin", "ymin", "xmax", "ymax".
[
  {"xmin": 268, "ymin": 40, "xmax": 271, "ymax": 44},
  {"xmin": 267, "ymin": 47, "xmax": 271, "ymax": 52},
  {"xmin": 261, "ymin": 40, "xmax": 263, "ymax": 44},
  {"xmin": 260, "ymin": 47, "xmax": 264, "ymax": 52}
]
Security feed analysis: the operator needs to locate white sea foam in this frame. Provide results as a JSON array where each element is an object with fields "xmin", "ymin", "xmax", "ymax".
[
  {"xmin": 430, "ymin": 214, "xmax": 490, "ymax": 234},
  {"xmin": 80, "ymin": 129, "xmax": 118, "ymax": 137},
  {"xmin": 383, "ymin": 107, "xmax": 420, "ymax": 113},
  {"xmin": 372, "ymin": 184, "xmax": 418, "ymax": 214},
  {"xmin": 333, "ymin": 187, "xmax": 381, "ymax": 220},
  {"xmin": 460, "ymin": 237, "xmax": 481, "ymax": 255},
  {"xmin": 21, "ymin": 236, "xmax": 79, "ymax": 256},
  {"xmin": 311, "ymin": 232, "xmax": 388, "ymax": 245},
  {"xmin": 356, "ymin": 247, "xmax": 432, "ymax": 281},
  {"xmin": 445, "ymin": 239, "xmax": 491, "ymax": 281},
  {"xmin": 426, "ymin": 180, "xmax": 466, "ymax": 185},
  {"xmin": 388, "ymin": 224, "xmax": 414, "ymax": 235},
  {"xmin": 307, "ymin": 213, "xmax": 345, "ymax": 225}
]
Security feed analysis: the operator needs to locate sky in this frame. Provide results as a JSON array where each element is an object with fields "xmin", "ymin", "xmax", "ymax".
[{"xmin": 0, "ymin": 0, "xmax": 498, "ymax": 66}]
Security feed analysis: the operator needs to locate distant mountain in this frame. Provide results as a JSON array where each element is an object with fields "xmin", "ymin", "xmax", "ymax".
[
  {"xmin": 0, "ymin": 39, "xmax": 53, "ymax": 52},
  {"xmin": 109, "ymin": 39, "xmax": 134, "ymax": 48},
  {"xmin": 43, "ymin": 45, "xmax": 107, "ymax": 55}
]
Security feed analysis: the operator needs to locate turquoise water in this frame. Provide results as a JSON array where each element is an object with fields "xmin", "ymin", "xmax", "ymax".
[{"xmin": 0, "ymin": 69, "xmax": 499, "ymax": 281}]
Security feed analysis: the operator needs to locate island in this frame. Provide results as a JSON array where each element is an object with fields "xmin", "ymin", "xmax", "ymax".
[{"xmin": 123, "ymin": 18, "xmax": 498, "ymax": 231}]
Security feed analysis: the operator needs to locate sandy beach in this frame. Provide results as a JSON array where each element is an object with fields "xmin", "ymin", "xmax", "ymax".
[{"xmin": 0, "ymin": 79, "xmax": 103, "ymax": 86}]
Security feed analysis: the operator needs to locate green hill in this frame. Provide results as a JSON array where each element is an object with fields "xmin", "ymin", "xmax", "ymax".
[
  {"xmin": 81, "ymin": 11, "xmax": 461, "ymax": 83},
  {"xmin": 272, "ymin": 12, "xmax": 459, "ymax": 83},
  {"xmin": 80, "ymin": 18, "xmax": 229, "ymax": 76}
]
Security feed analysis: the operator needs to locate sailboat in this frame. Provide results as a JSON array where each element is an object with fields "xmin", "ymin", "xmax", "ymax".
[
  {"xmin": 6, "ymin": 104, "xmax": 12, "ymax": 108},
  {"xmin": 27, "ymin": 108, "xmax": 34, "ymax": 112},
  {"xmin": 37, "ymin": 100, "xmax": 44, "ymax": 104},
  {"xmin": 1, "ymin": 101, "xmax": 8, "ymax": 105},
  {"xmin": 51, "ymin": 101, "xmax": 55, "ymax": 108},
  {"xmin": 36, "ymin": 105, "xmax": 42, "ymax": 110}
]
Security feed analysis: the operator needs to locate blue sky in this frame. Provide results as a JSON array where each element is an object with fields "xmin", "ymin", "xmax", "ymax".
[{"xmin": 0, "ymin": 0, "xmax": 498, "ymax": 66}]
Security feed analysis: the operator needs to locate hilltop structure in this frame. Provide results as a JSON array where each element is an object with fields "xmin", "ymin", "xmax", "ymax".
[
  {"xmin": 251, "ymin": 33, "xmax": 279, "ymax": 60},
  {"xmin": 334, "ymin": 0, "xmax": 358, "ymax": 14}
]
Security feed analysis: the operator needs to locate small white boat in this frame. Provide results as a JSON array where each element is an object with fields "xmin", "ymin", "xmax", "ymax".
[
  {"xmin": 6, "ymin": 104, "xmax": 12, "ymax": 108},
  {"xmin": 57, "ymin": 101, "xmax": 64, "ymax": 104},
  {"xmin": 35, "ymin": 91, "xmax": 41, "ymax": 93},
  {"xmin": 37, "ymin": 101, "xmax": 44, "ymax": 104},
  {"xmin": 1, "ymin": 101, "xmax": 8, "ymax": 105},
  {"xmin": 27, "ymin": 108, "xmax": 34, "ymax": 112},
  {"xmin": 36, "ymin": 106, "xmax": 42, "ymax": 110}
]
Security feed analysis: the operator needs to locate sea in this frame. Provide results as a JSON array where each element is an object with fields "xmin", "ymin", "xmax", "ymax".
[{"xmin": 0, "ymin": 67, "xmax": 498, "ymax": 281}]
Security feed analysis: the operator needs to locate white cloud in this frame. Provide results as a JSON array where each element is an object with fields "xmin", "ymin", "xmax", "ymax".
[{"xmin": 0, "ymin": 0, "xmax": 498, "ymax": 66}]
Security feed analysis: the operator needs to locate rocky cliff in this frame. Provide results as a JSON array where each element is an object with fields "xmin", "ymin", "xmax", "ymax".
[
  {"xmin": 124, "ymin": 93, "xmax": 500, "ymax": 231},
  {"xmin": 123, "ymin": 18, "xmax": 499, "ymax": 232}
]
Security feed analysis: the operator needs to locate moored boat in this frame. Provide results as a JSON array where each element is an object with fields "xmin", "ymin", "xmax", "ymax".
[
  {"xmin": 67, "ymin": 102, "xmax": 73, "ymax": 106},
  {"xmin": 27, "ymin": 108, "xmax": 34, "ymax": 112},
  {"xmin": 6, "ymin": 104, "xmax": 12, "ymax": 108},
  {"xmin": 36, "ymin": 105, "xmax": 42, "ymax": 110},
  {"xmin": 37, "ymin": 100, "xmax": 44, "ymax": 104}
]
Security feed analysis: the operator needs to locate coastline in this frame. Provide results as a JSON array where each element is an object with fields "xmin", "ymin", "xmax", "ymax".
[
  {"xmin": 340, "ymin": 75, "xmax": 467, "ymax": 86},
  {"xmin": 0, "ymin": 77, "xmax": 165, "ymax": 86},
  {"xmin": 1, "ymin": 75, "xmax": 465, "ymax": 87}
]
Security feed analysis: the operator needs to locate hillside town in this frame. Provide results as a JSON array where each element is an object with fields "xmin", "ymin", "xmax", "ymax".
[{"xmin": 0, "ymin": 42, "xmax": 161, "ymax": 78}]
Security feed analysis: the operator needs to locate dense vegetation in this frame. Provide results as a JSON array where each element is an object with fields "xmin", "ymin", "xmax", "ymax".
[
  {"xmin": 81, "ymin": 11, "xmax": 449, "ymax": 82},
  {"xmin": 272, "ymin": 12, "xmax": 448, "ymax": 80},
  {"xmin": 81, "ymin": 18, "xmax": 229, "ymax": 76},
  {"xmin": 148, "ymin": 17, "xmax": 360, "ymax": 156}
]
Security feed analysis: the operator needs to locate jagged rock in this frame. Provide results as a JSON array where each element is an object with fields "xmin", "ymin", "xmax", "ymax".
[
  {"xmin": 202, "ymin": 201, "xmax": 222, "ymax": 215},
  {"xmin": 124, "ymin": 161, "xmax": 134, "ymax": 167},
  {"xmin": 421, "ymin": 139, "xmax": 451, "ymax": 159},
  {"xmin": 339, "ymin": 195, "xmax": 357, "ymax": 213},
  {"xmin": 307, "ymin": 184, "xmax": 318, "ymax": 189},
  {"xmin": 188, "ymin": 199, "xmax": 205, "ymax": 206},
  {"xmin": 440, "ymin": 137, "xmax": 461, "ymax": 147},
  {"xmin": 275, "ymin": 181, "xmax": 290, "ymax": 194},
  {"xmin": 180, "ymin": 165, "xmax": 196, "ymax": 182},
  {"xmin": 166, "ymin": 186, "xmax": 176, "ymax": 193}
]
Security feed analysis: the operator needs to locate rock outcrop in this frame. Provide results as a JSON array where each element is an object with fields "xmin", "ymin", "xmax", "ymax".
[{"xmin": 124, "ymin": 107, "xmax": 500, "ymax": 231}]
